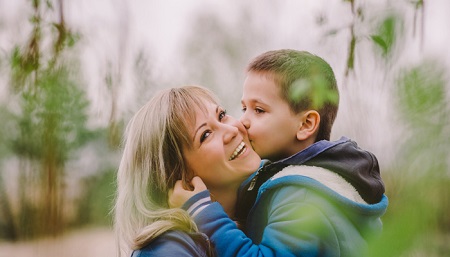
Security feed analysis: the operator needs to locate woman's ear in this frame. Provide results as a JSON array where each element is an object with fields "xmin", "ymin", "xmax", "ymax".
[{"xmin": 296, "ymin": 110, "xmax": 320, "ymax": 141}]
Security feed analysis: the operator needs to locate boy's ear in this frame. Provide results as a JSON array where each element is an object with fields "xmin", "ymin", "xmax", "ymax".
[{"xmin": 297, "ymin": 110, "xmax": 320, "ymax": 141}]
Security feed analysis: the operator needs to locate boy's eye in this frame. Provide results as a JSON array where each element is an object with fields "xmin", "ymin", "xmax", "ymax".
[
  {"xmin": 200, "ymin": 130, "xmax": 211, "ymax": 143},
  {"xmin": 255, "ymin": 107, "xmax": 265, "ymax": 114}
]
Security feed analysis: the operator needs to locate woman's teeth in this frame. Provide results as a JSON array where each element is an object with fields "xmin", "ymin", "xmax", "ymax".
[{"xmin": 229, "ymin": 142, "xmax": 246, "ymax": 161}]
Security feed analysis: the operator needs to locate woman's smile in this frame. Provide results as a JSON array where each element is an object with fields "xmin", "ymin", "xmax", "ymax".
[{"xmin": 229, "ymin": 141, "xmax": 246, "ymax": 161}]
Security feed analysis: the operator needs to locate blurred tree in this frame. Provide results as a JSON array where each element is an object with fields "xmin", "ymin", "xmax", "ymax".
[
  {"xmin": 0, "ymin": 106, "xmax": 17, "ymax": 240},
  {"xmin": 74, "ymin": 168, "xmax": 116, "ymax": 226},
  {"xmin": 5, "ymin": 0, "xmax": 92, "ymax": 239}
]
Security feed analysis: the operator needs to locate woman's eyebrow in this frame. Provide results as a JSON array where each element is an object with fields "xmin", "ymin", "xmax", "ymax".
[
  {"xmin": 192, "ymin": 105, "xmax": 219, "ymax": 142},
  {"xmin": 193, "ymin": 123, "xmax": 206, "ymax": 142}
]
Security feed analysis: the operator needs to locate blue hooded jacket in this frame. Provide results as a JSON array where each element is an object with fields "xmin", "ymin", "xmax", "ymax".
[{"xmin": 182, "ymin": 137, "xmax": 388, "ymax": 257}]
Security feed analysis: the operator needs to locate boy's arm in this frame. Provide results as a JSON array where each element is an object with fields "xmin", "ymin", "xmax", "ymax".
[{"xmin": 174, "ymin": 184, "xmax": 337, "ymax": 257}]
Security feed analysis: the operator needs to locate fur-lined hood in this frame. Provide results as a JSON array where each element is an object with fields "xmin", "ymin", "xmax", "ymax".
[
  {"xmin": 273, "ymin": 137, "xmax": 385, "ymax": 204},
  {"xmin": 271, "ymin": 165, "xmax": 367, "ymax": 204}
]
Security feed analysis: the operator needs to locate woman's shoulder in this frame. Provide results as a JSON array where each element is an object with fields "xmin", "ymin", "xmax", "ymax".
[{"xmin": 132, "ymin": 230, "xmax": 211, "ymax": 257}]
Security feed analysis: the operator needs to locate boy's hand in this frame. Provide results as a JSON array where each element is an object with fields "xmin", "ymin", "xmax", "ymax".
[{"xmin": 168, "ymin": 176, "xmax": 207, "ymax": 208}]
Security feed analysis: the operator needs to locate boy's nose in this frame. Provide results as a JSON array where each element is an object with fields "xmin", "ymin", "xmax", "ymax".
[
  {"xmin": 239, "ymin": 115, "xmax": 250, "ymax": 129},
  {"xmin": 224, "ymin": 114, "xmax": 248, "ymax": 137}
]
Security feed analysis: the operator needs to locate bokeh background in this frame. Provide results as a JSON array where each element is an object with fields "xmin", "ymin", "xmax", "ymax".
[{"xmin": 0, "ymin": 0, "xmax": 449, "ymax": 256}]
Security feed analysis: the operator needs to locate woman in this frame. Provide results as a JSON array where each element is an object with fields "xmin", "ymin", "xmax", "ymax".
[{"xmin": 114, "ymin": 85, "xmax": 261, "ymax": 257}]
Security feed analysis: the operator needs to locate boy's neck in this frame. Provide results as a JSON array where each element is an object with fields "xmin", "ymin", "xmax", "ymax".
[{"xmin": 271, "ymin": 138, "xmax": 316, "ymax": 162}]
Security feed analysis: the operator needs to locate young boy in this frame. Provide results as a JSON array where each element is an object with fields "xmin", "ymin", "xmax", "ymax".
[{"xmin": 170, "ymin": 49, "xmax": 388, "ymax": 257}]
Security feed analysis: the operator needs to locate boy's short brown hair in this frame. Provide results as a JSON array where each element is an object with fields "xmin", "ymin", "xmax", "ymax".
[{"xmin": 247, "ymin": 49, "xmax": 339, "ymax": 141}]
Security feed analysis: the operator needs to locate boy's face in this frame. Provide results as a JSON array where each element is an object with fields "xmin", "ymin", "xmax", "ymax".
[{"xmin": 240, "ymin": 71, "xmax": 304, "ymax": 161}]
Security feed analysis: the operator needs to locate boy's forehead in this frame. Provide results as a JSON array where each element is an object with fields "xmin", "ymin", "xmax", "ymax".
[
  {"xmin": 244, "ymin": 72, "xmax": 282, "ymax": 95},
  {"xmin": 248, "ymin": 70, "xmax": 277, "ymax": 81}
]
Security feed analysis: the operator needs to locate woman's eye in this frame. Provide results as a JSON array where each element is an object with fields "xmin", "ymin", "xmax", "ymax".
[
  {"xmin": 218, "ymin": 109, "xmax": 227, "ymax": 121},
  {"xmin": 200, "ymin": 130, "xmax": 211, "ymax": 143},
  {"xmin": 241, "ymin": 106, "xmax": 247, "ymax": 113}
]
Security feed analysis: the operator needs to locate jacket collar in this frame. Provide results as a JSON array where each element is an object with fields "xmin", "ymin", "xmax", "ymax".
[{"xmin": 274, "ymin": 136, "xmax": 350, "ymax": 166}]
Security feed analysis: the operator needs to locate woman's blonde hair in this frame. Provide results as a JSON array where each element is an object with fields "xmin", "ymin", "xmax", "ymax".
[{"xmin": 114, "ymin": 85, "xmax": 219, "ymax": 256}]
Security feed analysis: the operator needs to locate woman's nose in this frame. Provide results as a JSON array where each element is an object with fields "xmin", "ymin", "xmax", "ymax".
[{"xmin": 222, "ymin": 123, "xmax": 238, "ymax": 144}]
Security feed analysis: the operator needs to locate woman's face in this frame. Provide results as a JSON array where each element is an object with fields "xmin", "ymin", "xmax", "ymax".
[{"xmin": 182, "ymin": 100, "xmax": 261, "ymax": 190}]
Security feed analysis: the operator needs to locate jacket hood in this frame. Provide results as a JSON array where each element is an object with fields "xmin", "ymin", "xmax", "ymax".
[
  {"xmin": 259, "ymin": 169, "xmax": 389, "ymax": 232},
  {"xmin": 281, "ymin": 137, "xmax": 385, "ymax": 204}
]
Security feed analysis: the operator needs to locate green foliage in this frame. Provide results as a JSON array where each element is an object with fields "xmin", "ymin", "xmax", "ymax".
[
  {"xmin": 10, "ymin": 46, "xmax": 37, "ymax": 91},
  {"xmin": 12, "ymin": 65, "xmax": 90, "ymax": 162},
  {"xmin": 367, "ymin": 61, "xmax": 450, "ymax": 256},
  {"xmin": 0, "ymin": 109, "xmax": 18, "ymax": 239},
  {"xmin": 345, "ymin": 32, "xmax": 356, "ymax": 76},
  {"xmin": 290, "ymin": 75, "xmax": 339, "ymax": 109},
  {"xmin": 398, "ymin": 62, "xmax": 447, "ymax": 127},
  {"xmin": 412, "ymin": 0, "xmax": 424, "ymax": 9},
  {"xmin": 371, "ymin": 15, "xmax": 402, "ymax": 58},
  {"xmin": 74, "ymin": 169, "xmax": 116, "ymax": 226},
  {"xmin": 0, "ymin": 106, "xmax": 15, "ymax": 157},
  {"xmin": 396, "ymin": 61, "xmax": 449, "ymax": 177},
  {"xmin": 367, "ymin": 176, "xmax": 443, "ymax": 257}
]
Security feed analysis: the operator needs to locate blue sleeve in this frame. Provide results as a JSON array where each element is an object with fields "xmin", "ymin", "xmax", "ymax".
[
  {"xmin": 182, "ymin": 190, "xmax": 212, "ymax": 218},
  {"xmin": 188, "ymin": 186, "xmax": 340, "ymax": 257}
]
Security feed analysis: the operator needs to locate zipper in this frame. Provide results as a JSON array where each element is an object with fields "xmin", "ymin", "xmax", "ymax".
[
  {"xmin": 247, "ymin": 160, "xmax": 269, "ymax": 191},
  {"xmin": 247, "ymin": 167, "xmax": 262, "ymax": 191},
  {"xmin": 248, "ymin": 175, "xmax": 257, "ymax": 191}
]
